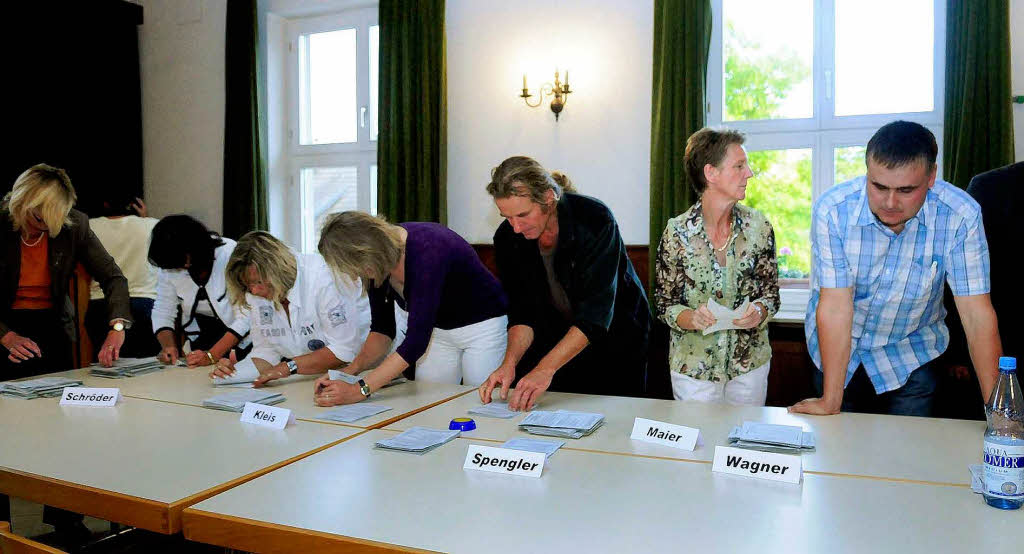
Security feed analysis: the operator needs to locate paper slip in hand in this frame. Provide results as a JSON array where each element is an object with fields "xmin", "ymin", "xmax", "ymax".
[
  {"xmin": 630, "ymin": 417, "xmax": 703, "ymax": 451},
  {"xmin": 375, "ymin": 427, "xmax": 460, "ymax": 453},
  {"xmin": 703, "ymin": 298, "xmax": 751, "ymax": 335},
  {"xmin": 59, "ymin": 387, "xmax": 120, "ymax": 406},
  {"xmin": 317, "ymin": 404, "xmax": 392, "ymax": 423},
  {"xmin": 501, "ymin": 438, "xmax": 564, "ymax": 458},
  {"xmin": 211, "ymin": 363, "xmax": 260, "ymax": 386},
  {"xmin": 240, "ymin": 402, "xmax": 295, "ymax": 429},
  {"xmin": 468, "ymin": 402, "xmax": 520, "ymax": 419}
]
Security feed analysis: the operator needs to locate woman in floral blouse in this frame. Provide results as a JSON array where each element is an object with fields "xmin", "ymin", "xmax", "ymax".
[{"xmin": 655, "ymin": 128, "xmax": 780, "ymax": 405}]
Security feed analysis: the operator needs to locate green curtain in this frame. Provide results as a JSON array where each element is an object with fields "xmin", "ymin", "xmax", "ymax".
[
  {"xmin": 378, "ymin": 0, "xmax": 447, "ymax": 224},
  {"xmin": 649, "ymin": 0, "xmax": 712, "ymax": 291},
  {"xmin": 223, "ymin": 0, "xmax": 269, "ymax": 238},
  {"xmin": 943, "ymin": 0, "xmax": 1014, "ymax": 190}
]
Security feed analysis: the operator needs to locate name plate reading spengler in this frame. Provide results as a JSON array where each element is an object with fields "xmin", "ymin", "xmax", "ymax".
[
  {"xmin": 240, "ymin": 402, "xmax": 294, "ymax": 430},
  {"xmin": 464, "ymin": 444, "xmax": 546, "ymax": 478},
  {"xmin": 59, "ymin": 387, "xmax": 119, "ymax": 407},
  {"xmin": 630, "ymin": 417, "xmax": 703, "ymax": 451},
  {"xmin": 712, "ymin": 445, "xmax": 801, "ymax": 484}
]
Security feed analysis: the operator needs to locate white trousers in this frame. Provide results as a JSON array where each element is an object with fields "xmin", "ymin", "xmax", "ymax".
[
  {"xmin": 670, "ymin": 361, "xmax": 771, "ymax": 406},
  {"xmin": 396, "ymin": 310, "xmax": 508, "ymax": 386}
]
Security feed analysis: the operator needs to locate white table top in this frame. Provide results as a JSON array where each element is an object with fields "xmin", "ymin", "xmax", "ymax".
[
  {"xmin": 184, "ymin": 430, "xmax": 1022, "ymax": 554},
  {"xmin": 55, "ymin": 366, "xmax": 473, "ymax": 429},
  {"xmin": 386, "ymin": 390, "xmax": 984, "ymax": 485},
  {"xmin": 0, "ymin": 394, "xmax": 361, "ymax": 532}
]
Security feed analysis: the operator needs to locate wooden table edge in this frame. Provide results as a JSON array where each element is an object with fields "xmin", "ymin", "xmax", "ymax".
[{"xmin": 182, "ymin": 508, "xmax": 437, "ymax": 553}]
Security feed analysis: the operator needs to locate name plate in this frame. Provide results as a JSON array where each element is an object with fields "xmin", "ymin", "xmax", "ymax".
[
  {"xmin": 240, "ymin": 402, "xmax": 294, "ymax": 430},
  {"xmin": 630, "ymin": 417, "xmax": 702, "ymax": 451},
  {"xmin": 464, "ymin": 445, "xmax": 545, "ymax": 478},
  {"xmin": 60, "ymin": 387, "xmax": 119, "ymax": 406},
  {"xmin": 712, "ymin": 446, "xmax": 801, "ymax": 484}
]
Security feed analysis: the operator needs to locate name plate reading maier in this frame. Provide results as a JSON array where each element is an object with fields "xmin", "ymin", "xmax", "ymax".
[
  {"xmin": 59, "ymin": 387, "xmax": 119, "ymax": 406},
  {"xmin": 712, "ymin": 446, "xmax": 801, "ymax": 484},
  {"xmin": 630, "ymin": 417, "xmax": 703, "ymax": 451},
  {"xmin": 464, "ymin": 445, "xmax": 546, "ymax": 478},
  {"xmin": 240, "ymin": 402, "xmax": 294, "ymax": 430}
]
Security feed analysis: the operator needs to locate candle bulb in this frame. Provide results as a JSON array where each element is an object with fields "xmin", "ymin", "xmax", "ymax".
[
  {"xmin": 522, "ymin": 73, "xmax": 526, "ymax": 90},
  {"xmin": 565, "ymin": 70, "xmax": 569, "ymax": 89}
]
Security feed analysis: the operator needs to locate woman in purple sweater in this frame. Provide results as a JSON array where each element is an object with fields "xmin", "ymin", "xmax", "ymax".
[{"xmin": 312, "ymin": 211, "xmax": 508, "ymax": 405}]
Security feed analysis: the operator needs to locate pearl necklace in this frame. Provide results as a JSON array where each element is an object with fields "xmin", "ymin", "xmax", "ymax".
[{"xmin": 21, "ymin": 232, "xmax": 44, "ymax": 247}]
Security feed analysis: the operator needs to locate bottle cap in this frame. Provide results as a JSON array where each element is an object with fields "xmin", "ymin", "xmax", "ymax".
[
  {"xmin": 999, "ymin": 357, "xmax": 1017, "ymax": 372},
  {"xmin": 449, "ymin": 417, "xmax": 476, "ymax": 431}
]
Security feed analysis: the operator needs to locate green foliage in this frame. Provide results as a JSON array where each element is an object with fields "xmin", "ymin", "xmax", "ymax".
[
  {"xmin": 724, "ymin": 23, "xmax": 813, "ymax": 277},
  {"xmin": 834, "ymin": 146, "xmax": 866, "ymax": 185}
]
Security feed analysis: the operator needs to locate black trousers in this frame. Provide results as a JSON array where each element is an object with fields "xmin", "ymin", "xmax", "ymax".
[{"xmin": 0, "ymin": 309, "xmax": 82, "ymax": 528}]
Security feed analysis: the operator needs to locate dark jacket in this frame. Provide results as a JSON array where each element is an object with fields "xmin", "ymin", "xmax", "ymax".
[
  {"xmin": 493, "ymin": 192, "xmax": 650, "ymax": 348},
  {"xmin": 1, "ymin": 209, "xmax": 131, "ymax": 342}
]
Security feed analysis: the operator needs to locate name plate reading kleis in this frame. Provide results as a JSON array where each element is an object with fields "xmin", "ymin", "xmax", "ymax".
[
  {"xmin": 59, "ymin": 387, "xmax": 119, "ymax": 406},
  {"xmin": 240, "ymin": 402, "xmax": 294, "ymax": 430},
  {"xmin": 712, "ymin": 446, "xmax": 801, "ymax": 484},
  {"xmin": 464, "ymin": 445, "xmax": 546, "ymax": 478},
  {"xmin": 630, "ymin": 417, "xmax": 703, "ymax": 451}
]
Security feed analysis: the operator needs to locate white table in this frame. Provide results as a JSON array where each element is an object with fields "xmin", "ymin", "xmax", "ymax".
[
  {"xmin": 183, "ymin": 430, "xmax": 1021, "ymax": 554},
  {"xmin": 55, "ymin": 366, "xmax": 474, "ymax": 429},
  {"xmin": 386, "ymin": 390, "xmax": 984, "ymax": 485},
  {"xmin": 0, "ymin": 394, "xmax": 362, "ymax": 533}
]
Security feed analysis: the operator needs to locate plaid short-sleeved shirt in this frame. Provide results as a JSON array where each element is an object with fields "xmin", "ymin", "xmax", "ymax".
[{"xmin": 805, "ymin": 177, "xmax": 990, "ymax": 394}]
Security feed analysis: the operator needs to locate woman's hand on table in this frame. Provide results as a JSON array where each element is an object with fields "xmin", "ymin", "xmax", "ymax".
[
  {"xmin": 314, "ymin": 380, "xmax": 365, "ymax": 406},
  {"xmin": 97, "ymin": 330, "xmax": 125, "ymax": 367},
  {"xmin": 478, "ymin": 363, "xmax": 516, "ymax": 404}
]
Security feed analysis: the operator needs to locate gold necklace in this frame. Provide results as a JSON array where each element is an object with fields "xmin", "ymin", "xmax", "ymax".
[{"xmin": 711, "ymin": 231, "xmax": 736, "ymax": 253}]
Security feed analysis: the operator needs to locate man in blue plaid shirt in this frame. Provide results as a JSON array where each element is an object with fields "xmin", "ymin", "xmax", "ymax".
[{"xmin": 791, "ymin": 121, "xmax": 1002, "ymax": 416}]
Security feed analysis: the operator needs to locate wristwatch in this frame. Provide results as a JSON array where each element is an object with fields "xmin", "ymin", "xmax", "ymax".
[
  {"xmin": 111, "ymin": 319, "xmax": 131, "ymax": 332},
  {"xmin": 357, "ymin": 378, "xmax": 372, "ymax": 399},
  {"xmin": 753, "ymin": 303, "xmax": 764, "ymax": 321},
  {"xmin": 286, "ymin": 359, "xmax": 299, "ymax": 375}
]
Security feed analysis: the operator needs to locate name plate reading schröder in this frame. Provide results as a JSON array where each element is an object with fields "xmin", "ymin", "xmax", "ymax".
[{"xmin": 59, "ymin": 387, "xmax": 120, "ymax": 406}]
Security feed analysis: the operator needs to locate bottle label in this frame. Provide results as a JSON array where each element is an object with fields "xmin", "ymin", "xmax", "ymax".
[{"xmin": 983, "ymin": 440, "xmax": 1024, "ymax": 499}]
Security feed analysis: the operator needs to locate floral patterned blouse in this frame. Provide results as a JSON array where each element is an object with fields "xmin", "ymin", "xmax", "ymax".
[{"xmin": 654, "ymin": 201, "xmax": 780, "ymax": 381}]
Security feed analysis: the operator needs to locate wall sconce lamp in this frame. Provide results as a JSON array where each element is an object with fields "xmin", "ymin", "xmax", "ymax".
[{"xmin": 520, "ymin": 69, "xmax": 572, "ymax": 121}]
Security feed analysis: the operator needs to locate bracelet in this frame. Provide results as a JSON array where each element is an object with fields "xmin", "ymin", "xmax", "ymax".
[{"xmin": 206, "ymin": 351, "xmax": 216, "ymax": 365}]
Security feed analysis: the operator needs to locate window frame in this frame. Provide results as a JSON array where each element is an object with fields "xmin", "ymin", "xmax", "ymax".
[
  {"xmin": 706, "ymin": 0, "xmax": 946, "ymax": 320},
  {"xmin": 283, "ymin": 8, "xmax": 379, "ymax": 253}
]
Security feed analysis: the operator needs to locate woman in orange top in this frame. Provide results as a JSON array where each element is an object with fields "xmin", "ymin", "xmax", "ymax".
[{"xmin": 0, "ymin": 163, "xmax": 132, "ymax": 379}]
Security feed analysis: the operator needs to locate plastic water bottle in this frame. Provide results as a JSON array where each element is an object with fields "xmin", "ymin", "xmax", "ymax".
[{"xmin": 983, "ymin": 356, "xmax": 1024, "ymax": 509}]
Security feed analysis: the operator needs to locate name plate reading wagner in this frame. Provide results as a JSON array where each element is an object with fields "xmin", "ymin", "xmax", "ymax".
[
  {"xmin": 240, "ymin": 402, "xmax": 295, "ymax": 430},
  {"xmin": 59, "ymin": 387, "xmax": 120, "ymax": 406},
  {"xmin": 464, "ymin": 445, "xmax": 546, "ymax": 478},
  {"xmin": 630, "ymin": 417, "xmax": 703, "ymax": 451},
  {"xmin": 712, "ymin": 446, "xmax": 802, "ymax": 484}
]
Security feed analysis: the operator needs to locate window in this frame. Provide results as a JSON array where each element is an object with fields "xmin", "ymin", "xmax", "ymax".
[
  {"xmin": 708, "ymin": 0, "xmax": 945, "ymax": 287},
  {"xmin": 286, "ymin": 8, "xmax": 378, "ymax": 252}
]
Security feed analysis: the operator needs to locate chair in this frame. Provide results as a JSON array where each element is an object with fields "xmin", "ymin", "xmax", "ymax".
[{"xmin": 0, "ymin": 522, "xmax": 66, "ymax": 554}]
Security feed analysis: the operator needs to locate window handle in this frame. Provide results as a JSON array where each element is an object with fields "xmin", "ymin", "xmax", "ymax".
[{"xmin": 360, "ymin": 106, "xmax": 367, "ymax": 128}]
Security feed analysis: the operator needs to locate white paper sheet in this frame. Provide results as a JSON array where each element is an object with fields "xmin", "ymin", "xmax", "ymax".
[{"xmin": 703, "ymin": 298, "xmax": 751, "ymax": 335}]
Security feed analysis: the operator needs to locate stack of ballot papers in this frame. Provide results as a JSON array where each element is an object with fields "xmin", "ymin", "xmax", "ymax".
[
  {"xmin": 89, "ymin": 357, "xmax": 165, "ymax": 378},
  {"xmin": 468, "ymin": 402, "xmax": 520, "ymax": 419},
  {"xmin": 317, "ymin": 404, "xmax": 392, "ymax": 423},
  {"xmin": 202, "ymin": 389, "xmax": 286, "ymax": 412},
  {"xmin": 374, "ymin": 427, "xmax": 460, "ymax": 453},
  {"xmin": 0, "ymin": 376, "xmax": 83, "ymax": 399},
  {"xmin": 727, "ymin": 421, "xmax": 816, "ymax": 453},
  {"xmin": 501, "ymin": 437, "xmax": 564, "ymax": 458},
  {"xmin": 518, "ymin": 410, "xmax": 604, "ymax": 439}
]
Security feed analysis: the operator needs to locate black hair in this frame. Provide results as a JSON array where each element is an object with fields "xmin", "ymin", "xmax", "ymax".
[
  {"xmin": 147, "ymin": 214, "xmax": 225, "ymax": 270},
  {"xmin": 866, "ymin": 120, "xmax": 938, "ymax": 170}
]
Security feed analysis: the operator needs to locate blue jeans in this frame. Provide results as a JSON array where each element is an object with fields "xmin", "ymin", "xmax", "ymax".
[{"xmin": 813, "ymin": 360, "xmax": 938, "ymax": 417}]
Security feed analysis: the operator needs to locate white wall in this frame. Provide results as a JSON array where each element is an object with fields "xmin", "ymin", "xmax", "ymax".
[
  {"xmin": 139, "ymin": 0, "xmax": 227, "ymax": 231},
  {"xmin": 445, "ymin": 0, "xmax": 653, "ymax": 244},
  {"xmin": 1012, "ymin": 0, "xmax": 1024, "ymax": 162}
]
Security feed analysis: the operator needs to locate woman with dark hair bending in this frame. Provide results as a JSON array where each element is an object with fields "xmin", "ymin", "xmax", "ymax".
[{"xmin": 148, "ymin": 215, "xmax": 250, "ymax": 366}]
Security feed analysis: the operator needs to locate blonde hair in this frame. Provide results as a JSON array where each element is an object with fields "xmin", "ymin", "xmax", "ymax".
[
  {"xmin": 2, "ymin": 163, "xmax": 77, "ymax": 237},
  {"xmin": 318, "ymin": 211, "xmax": 403, "ymax": 286},
  {"xmin": 485, "ymin": 156, "xmax": 576, "ymax": 213},
  {"xmin": 225, "ymin": 231, "xmax": 297, "ymax": 310}
]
